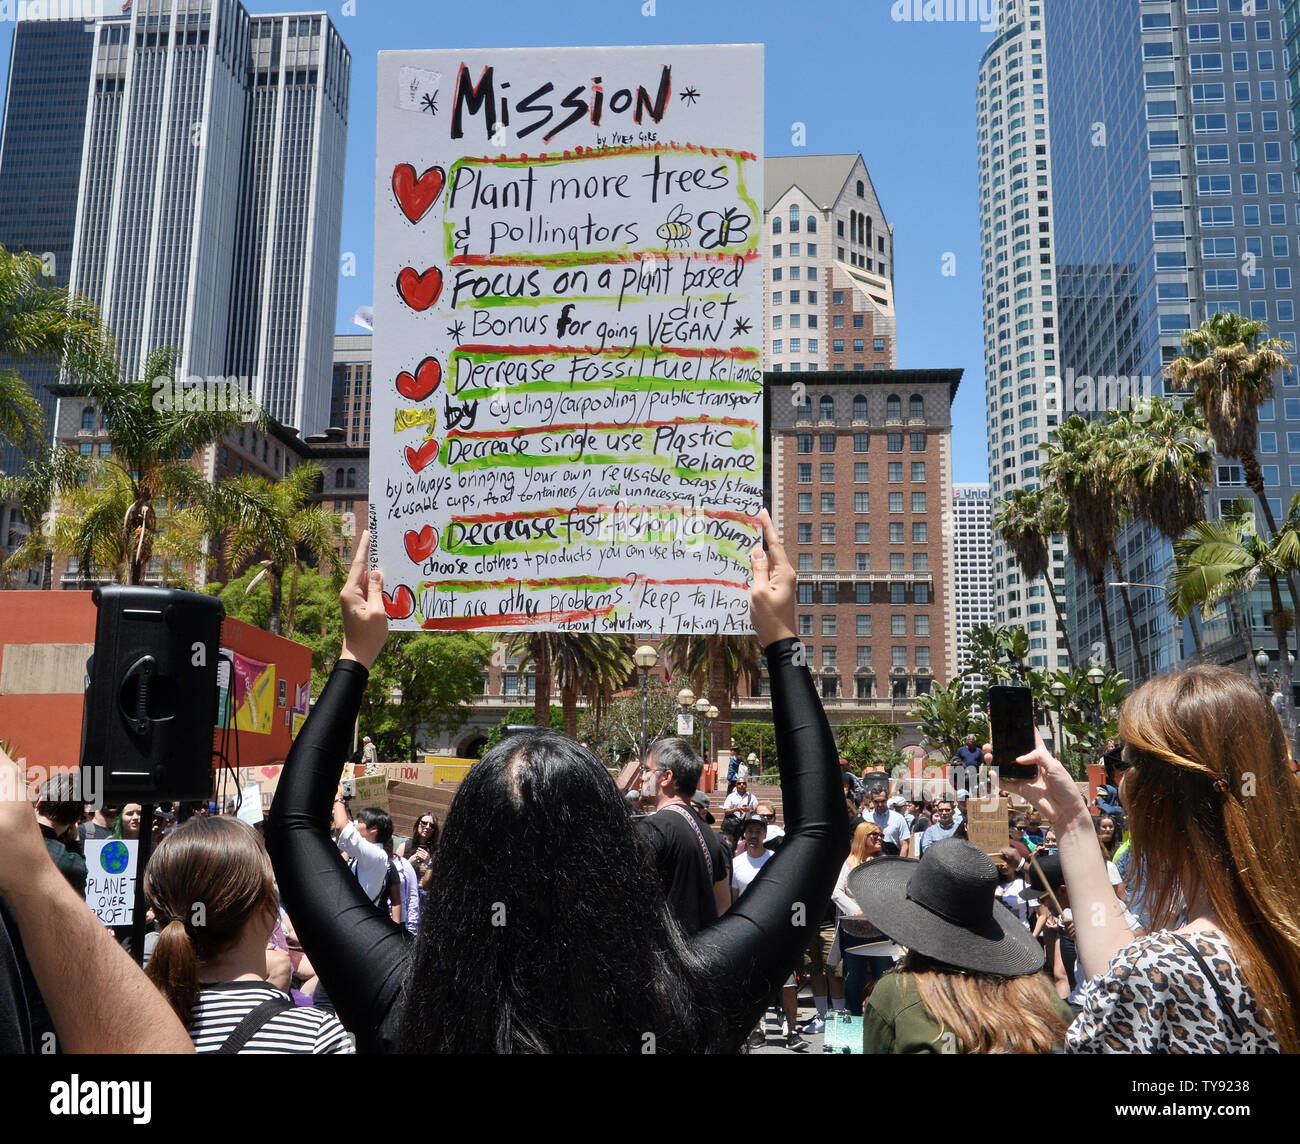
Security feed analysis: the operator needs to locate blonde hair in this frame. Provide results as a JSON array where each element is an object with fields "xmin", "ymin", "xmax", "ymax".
[
  {"xmin": 847, "ymin": 821, "xmax": 878, "ymax": 867},
  {"xmin": 904, "ymin": 954, "xmax": 1067, "ymax": 1053},
  {"xmin": 1118, "ymin": 665, "xmax": 1300, "ymax": 1053}
]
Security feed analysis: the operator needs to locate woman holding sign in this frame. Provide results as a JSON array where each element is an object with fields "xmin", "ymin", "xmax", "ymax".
[{"xmin": 265, "ymin": 515, "xmax": 848, "ymax": 1053}]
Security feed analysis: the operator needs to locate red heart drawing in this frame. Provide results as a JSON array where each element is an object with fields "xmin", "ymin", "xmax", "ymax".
[
  {"xmin": 405, "ymin": 439, "xmax": 439, "ymax": 472},
  {"xmin": 261, "ymin": 766, "xmax": 279, "ymax": 780},
  {"xmin": 392, "ymin": 163, "xmax": 446, "ymax": 224},
  {"xmin": 383, "ymin": 585, "xmax": 416, "ymax": 620},
  {"xmin": 404, "ymin": 526, "xmax": 438, "ymax": 563},
  {"xmin": 395, "ymin": 357, "xmax": 441, "ymax": 401},
  {"xmin": 397, "ymin": 266, "xmax": 443, "ymax": 311}
]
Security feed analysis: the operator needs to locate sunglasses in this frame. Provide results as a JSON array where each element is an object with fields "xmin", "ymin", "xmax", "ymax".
[{"xmin": 865, "ymin": 832, "xmax": 884, "ymax": 840}]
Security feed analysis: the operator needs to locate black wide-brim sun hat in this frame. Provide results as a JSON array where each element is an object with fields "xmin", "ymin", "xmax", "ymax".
[{"xmin": 847, "ymin": 839, "xmax": 1045, "ymax": 977}]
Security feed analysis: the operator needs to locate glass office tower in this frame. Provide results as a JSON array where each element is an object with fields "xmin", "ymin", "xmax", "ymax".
[{"xmin": 1046, "ymin": 0, "xmax": 1300, "ymax": 681}]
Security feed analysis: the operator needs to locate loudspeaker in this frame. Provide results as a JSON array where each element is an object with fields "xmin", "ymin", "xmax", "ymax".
[{"xmin": 79, "ymin": 585, "xmax": 225, "ymax": 804}]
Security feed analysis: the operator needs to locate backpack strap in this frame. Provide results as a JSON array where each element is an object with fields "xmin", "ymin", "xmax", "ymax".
[
  {"xmin": 214, "ymin": 996, "xmax": 294, "ymax": 1055},
  {"xmin": 664, "ymin": 803, "xmax": 714, "ymax": 881}
]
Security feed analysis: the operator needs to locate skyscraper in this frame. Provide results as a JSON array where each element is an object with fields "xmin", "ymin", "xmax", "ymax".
[
  {"xmin": 1045, "ymin": 0, "xmax": 1300, "ymax": 682},
  {"xmin": 0, "ymin": 17, "xmax": 97, "ymax": 483},
  {"xmin": 952, "ymin": 483, "xmax": 995, "ymax": 691},
  {"xmin": 0, "ymin": 0, "xmax": 350, "ymax": 443},
  {"xmin": 976, "ymin": 0, "xmax": 1071, "ymax": 675}
]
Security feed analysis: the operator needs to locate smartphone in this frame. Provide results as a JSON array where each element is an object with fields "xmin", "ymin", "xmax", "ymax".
[
  {"xmin": 341, "ymin": 779, "xmax": 355, "ymax": 799},
  {"xmin": 988, "ymin": 685, "xmax": 1038, "ymax": 780}
]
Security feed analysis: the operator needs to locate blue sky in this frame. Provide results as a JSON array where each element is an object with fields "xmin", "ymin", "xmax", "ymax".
[{"xmin": 0, "ymin": 0, "xmax": 993, "ymax": 481}]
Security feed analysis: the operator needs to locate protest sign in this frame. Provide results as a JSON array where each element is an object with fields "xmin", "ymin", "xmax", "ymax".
[
  {"xmin": 352, "ymin": 774, "xmax": 390, "ymax": 811},
  {"xmin": 371, "ymin": 45, "xmax": 764, "ymax": 634},
  {"xmin": 965, "ymin": 795, "xmax": 1009, "ymax": 859},
  {"xmin": 84, "ymin": 839, "xmax": 138, "ymax": 927},
  {"xmin": 237, "ymin": 782, "xmax": 264, "ymax": 825},
  {"xmin": 377, "ymin": 762, "xmax": 439, "ymax": 787}
]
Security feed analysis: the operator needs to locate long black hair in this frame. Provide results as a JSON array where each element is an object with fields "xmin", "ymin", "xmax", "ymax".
[{"xmin": 399, "ymin": 729, "xmax": 723, "ymax": 1052}]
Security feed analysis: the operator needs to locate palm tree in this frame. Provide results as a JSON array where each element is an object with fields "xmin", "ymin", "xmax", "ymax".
[
  {"xmin": 1111, "ymin": 396, "xmax": 1215, "ymax": 659},
  {"xmin": 0, "ymin": 245, "xmax": 112, "ymax": 454},
  {"xmin": 218, "ymin": 462, "xmax": 344, "ymax": 636},
  {"xmin": 992, "ymin": 487, "xmax": 1076, "ymax": 665},
  {"xmin": 3, "ymin": 347, "xmax": 271, "ymax": 586},
  {"xmin": 1041, "ymin": 414, "xmax": 1148, "ymax": 678},
  {"xmin": 1166, "ymin": 312, "xmax": 1292, "ymax": 536},
  {"xmin": 659, "ymin": 634, "xmax": 763, "ymax": 761},
  {"xmin": 1169, "ymin": 496, "xmax": 1300, "ymax": 735}
]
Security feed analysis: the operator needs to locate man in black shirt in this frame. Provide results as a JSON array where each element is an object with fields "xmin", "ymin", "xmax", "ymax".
[{"xmin": 636, "ymin": 739, "xmax": 730, "ymax": 933}]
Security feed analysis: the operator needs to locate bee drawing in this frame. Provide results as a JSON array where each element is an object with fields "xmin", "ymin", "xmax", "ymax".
[{"xmin": 656, "ymin": 204, "xmax": 693, "ymax": 247}]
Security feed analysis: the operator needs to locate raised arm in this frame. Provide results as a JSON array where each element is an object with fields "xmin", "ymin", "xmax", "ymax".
[
  {"xmin": 264, "ymin": 533, "xmax": 410, "ymax": 1052},
  {"xmin": 0, "ymin": 749, "xmax": 193, "ymax": 1054},
  {"xmin": 691, "ymin": 512, "xmax": 849, "ymax": 1042},
  {"xmin": 991, "ymin": 732, "xmax": 1135, "ymax": 980}
]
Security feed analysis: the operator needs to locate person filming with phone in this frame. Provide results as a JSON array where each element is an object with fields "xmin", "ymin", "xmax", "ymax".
[{"xmin": 986, "ymin": 667, "xmax": 1300, "ymax": 1053}]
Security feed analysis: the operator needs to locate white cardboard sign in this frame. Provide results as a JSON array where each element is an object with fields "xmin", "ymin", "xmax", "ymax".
[
  {"xmin": 371, "ymin": 45, "xmax": 764, "ymax": 634},
  {"xmin": 84, "ymin": 839, "xmax": 139, "ymax": 927}
]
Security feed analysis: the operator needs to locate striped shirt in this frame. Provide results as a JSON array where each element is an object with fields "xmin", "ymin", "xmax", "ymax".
[{"xmin": 188, "ymin": 982, "xmax": 354, "ymax": 1054}]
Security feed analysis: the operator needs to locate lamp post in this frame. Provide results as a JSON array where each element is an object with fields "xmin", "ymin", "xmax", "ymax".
[
  {"xmin": 707, "ymin": 704, "xmax": 719, "ymax": 766},
  {"xmin": 1050, "ymin": 679, "xmax": 1067, "ymax": 766},
  {"xmin": 747, "ymin": 750, "xmax": 758, "ymax": 780},
  {"xmin": 695, "ymin": 696, "xmax": 710, "ymax": 761},
  {"xmin": 676, "ymin": 687, "xmax": 696, "ymax": 742},
  {"xmin": 1255, "ymin": 648, "xmax": 1271, "ymax": 693},
  {"xmin": 1086, "ymin": 664, "xmax": 1106, "ymax": 755},
  {"xmin": 634, "ymin": 645, "xmax": 657, "ymax": 761}
]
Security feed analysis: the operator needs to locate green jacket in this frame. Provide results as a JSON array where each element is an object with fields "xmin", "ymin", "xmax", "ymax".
[{"xmin": 862, "ymin": 969, "xmax": 1074, "ymax": 1053}]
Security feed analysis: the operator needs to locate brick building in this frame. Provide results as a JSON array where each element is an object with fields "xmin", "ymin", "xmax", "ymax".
[{"xmin": 760, "ymin": 369, "xmax": 962, "ymax": 727}]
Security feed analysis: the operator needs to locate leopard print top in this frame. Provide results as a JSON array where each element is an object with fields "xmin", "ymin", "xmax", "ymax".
[{"xmin": 1067, "ymin": 930, "xmax": 1279, "ymax": 1053}]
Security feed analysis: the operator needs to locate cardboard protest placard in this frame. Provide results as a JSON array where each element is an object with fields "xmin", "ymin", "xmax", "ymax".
[
  {"xmin": 352, "ymin": 774, "xmax": 390, "ymax": 812},
  {"xmin": 377, "ymin": 762, "xmax": 439, "ymax": 788},
  {"xmin": 964, "ymin": 795, "xmax": 1010, "ymax": 859},
  {"xmin": 84, "ymin": 839, "xmax": 138, "ymax": 927},
  {"xmin": 237, "ymin": 782, "xmax": 264, "ymax": 824},
  {"xmin": 372, "ymin": 45, "xmax": 764, "ymax": 634}
]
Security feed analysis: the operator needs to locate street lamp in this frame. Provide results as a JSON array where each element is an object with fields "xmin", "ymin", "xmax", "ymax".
[
  {"xmin": 707, "ymin": 704, "xmax": 719, "ymax": 764},
  {"xmin": 634, "ymin": 645, "xmax": 657, "ymax": 761},
  {"xmin": 1086, "ymin": 664, "xmax": 1106, "ymax": 744},
  {"xmin": 747, "ymin": 750, "xmax": 758, "ymax": 778},
  {"xmin": 695, "ymin": 696, "xmax": 710, "ymax": 760},
  {"xmin": 1050, "ymin": 679, "xmax": 1067, "ymax": 763},
  {"xmin": 676, "ymin": 688, "xmax": 695, "ymax": 741}
]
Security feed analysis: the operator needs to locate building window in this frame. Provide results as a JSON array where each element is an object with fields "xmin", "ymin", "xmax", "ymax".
[
  {"xmin": 890, "ymin": 584, "xmax": 907, "ymax": 604},
  {"xmin": 822, "ymin": 584, "xmax": 837, "ymax": 605},
  {"xmin": 915, "ymin": 583, "xmax": 931, "ymax": 603},
  {"xmin": 855, "ymin": 523, "xmax": 870, "ymax": 543},
  {"xmin": 798, "ymin": 463, "xmax": 812, "ymax": 483},
  {"xmin": 911, "ymin": 433, "xmax": 926, "ymax": 452},
  {"xmin": 857, "ymin": 614, "xmax": 872, "ymax": 636},
  {"xmin": 913, "ymin": 522, "xmax": 928, "ymax": 543},
  {"xmin": 822, "ymin": 615, "xmax": 837, "ymax": 637},
  {"xmin": 911, "ymin": 462, "xmax": 926, "ymax": 481},
  {"xmin": 853, "ymin": 394, "xmax": 868, "ymax": 420},
  {"xmin": 915, "ymin": 615, "xmax": 930, "ymax": 637},
  {"xmin": 798, "ymin": 493, "xmax": 812, "ymax": 512},
  {"xmin": 821, "ymin": 523, "xmax": 836, "ymax": 544},
  {"xmin": 887, "ymin": 433, "xmax": 903, "ymax": 453},
  {"xmin": 820, "ymin": 463, "xmax": 835, "ymax": 482},
  {"xmin": 821, "ymin": 494, "xmax": 836, "ymax": 513},
  {"xmin": 889, "ymin": 492, "xmax": 904, "ymax": 512},
  {"xmin": 854, "ymin": 433, "xmax": 869, "ymax": 452},
  {"xmin": 912, "ymin": 492, "xmax": 927, "ymax": 512},
  {"xmin": 81, "ymin": 407, "xmax": 96, "ymax": 431},
  {"xmin": 797, "ymin": 584, "xmax": 815, "ymax": 604},
  {"xmin": 888, "ymin": 462, "xmax": 903, "ymax": 482}
]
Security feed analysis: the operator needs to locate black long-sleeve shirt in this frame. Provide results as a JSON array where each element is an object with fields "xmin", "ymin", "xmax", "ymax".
[{"xmin": 264, "ymin": 638, "xmax": 847, "ymax": 1052}]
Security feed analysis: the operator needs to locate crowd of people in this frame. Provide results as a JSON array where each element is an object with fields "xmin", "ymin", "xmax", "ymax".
[{"xmin": 2, "ymin": 515, "xmax": 1299, "ymax": 1057}]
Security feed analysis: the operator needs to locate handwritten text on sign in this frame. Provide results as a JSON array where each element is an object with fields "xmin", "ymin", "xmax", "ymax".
[
  {"xmin": 84, "ymin": 839, "xmax": 138, "ymax": 927},
  {"xmin": 372, "ymin": 45, "xmax": 764, "ymax": 633}
]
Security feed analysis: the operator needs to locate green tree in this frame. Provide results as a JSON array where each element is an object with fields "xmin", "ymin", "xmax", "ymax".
[
  {"xmin": 577, "ymin": 674, "xmax": 687, "ymax": 768},
  {"xmin": 208, "ymin": 566, "xmax": 344, "ymax": 692},
  {"xmin": 217, "ymin": 462, "xmax": 343, "ymax": 636},
  {"xmin": 1, "ymin": 347, "xmax": 269, "ymax": 586},
  {"xmin": 363, "ymin": 633, "xmax": 492, "ymax": 764},
  {"xmin": 1043, "ymin": 414, "xmax": 1148, "ymax": 677},
  {"xmin": 993, "ymin": 487, "xmax": 1076, "ymax": 666},
  {"xmin": 485, "ymin": 705, "xmax": 565, "ymax": 753},
  {"xmin": 1111, "ymin": 396, "xmax": 1214, "ymax": 658},
  {"xmin": 0, "ymin": 245, "xmax": 110, "ymax": 456},
  {"xmin": 912, "ymin": 677, "xmax": 988, "ymax": 763},
  {"xmin": 836, "ymin": 719, "xmax": 906, "ymax": 774},
  {"xmin": 729, "ymin": 720, "xmax": 776, "ymax": 770},
  {"xmin": 659, "ymin": 634, "xmax": 763, "ymax": 761},
  {"xmin": 1169, "ymin": 496, "xmax": 1300, "ymax": 735}
]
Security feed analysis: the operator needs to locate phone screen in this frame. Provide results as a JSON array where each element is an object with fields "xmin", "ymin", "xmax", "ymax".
[{"xmin": 989, "ymin": 685, "xmax": 1037, "ymax": 780}]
